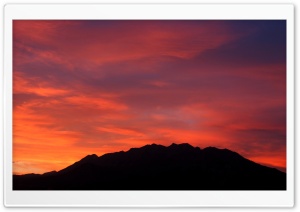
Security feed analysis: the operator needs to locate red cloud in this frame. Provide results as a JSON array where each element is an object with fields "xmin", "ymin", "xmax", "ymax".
[{"xmin": 13, "ymin": 20, "xmax": 286, "ymax": 174}]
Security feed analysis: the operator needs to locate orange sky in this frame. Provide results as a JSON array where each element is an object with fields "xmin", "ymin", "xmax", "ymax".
[{"xmin": 13, "ymin": 20, "xmax": 286, "ymax": 174}]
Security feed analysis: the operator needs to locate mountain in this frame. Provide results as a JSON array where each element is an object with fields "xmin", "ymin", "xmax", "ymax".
[{"xmin": 13, "ymin": 143, "xmax": 286, "ymax": 190}]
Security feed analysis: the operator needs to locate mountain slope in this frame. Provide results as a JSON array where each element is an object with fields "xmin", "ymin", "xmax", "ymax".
[{"xmin": 13, "ymin": 143, "xmax": 286, "ymax": 190}]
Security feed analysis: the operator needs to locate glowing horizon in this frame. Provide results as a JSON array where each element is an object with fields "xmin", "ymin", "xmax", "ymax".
[{"xmin": 13, "ymin": 20, "xmax": 286, "ymax": 174}]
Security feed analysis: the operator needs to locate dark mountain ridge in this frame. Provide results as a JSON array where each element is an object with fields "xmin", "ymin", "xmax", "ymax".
[{"xmin": 13, "ymin": 143, "xmax": 286, "ymax": 190}]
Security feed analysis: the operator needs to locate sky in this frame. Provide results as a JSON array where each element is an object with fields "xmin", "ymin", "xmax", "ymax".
[{"xmin": 13, "ymin": 20, "xmax": 286, "ymax": 174}]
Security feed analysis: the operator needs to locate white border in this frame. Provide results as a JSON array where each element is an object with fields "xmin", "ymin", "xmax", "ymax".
[{"xmin": 3, "ymin": 4, "xmax": 294, "ymax": 207}]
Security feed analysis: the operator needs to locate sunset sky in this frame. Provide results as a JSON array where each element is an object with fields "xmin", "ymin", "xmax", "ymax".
[{"xmin": 13, "ymin": 20, "xmax": 286, "ymax": 174}]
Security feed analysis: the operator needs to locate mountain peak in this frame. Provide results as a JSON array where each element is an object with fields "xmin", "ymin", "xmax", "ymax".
[
  {"xmin": 80, "ymin": 154, "xmax": 98, "ymax": 162},
  {"xmin": 203, "ymin": 146, "xmax": 218, "ymax": 150},
  {"xmin": 129, "ymin": 143, "xmax": 165, "ymax": 151},
  {"xmin": 85, "ymin": 154, "xmax": 98, "ymax": 158},
  {"xmin": 13, "ymin": 143, "xmax": 286, "ymax": 190},
  {"xmin": 171, "ymin": 142, "xmax": 193, "ymax": 147}
]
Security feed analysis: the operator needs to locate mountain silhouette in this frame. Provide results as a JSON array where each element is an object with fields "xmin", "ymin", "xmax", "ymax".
[{"xmin": 13, "ymin": 143, "xmax": 286, "ymax": 190}]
